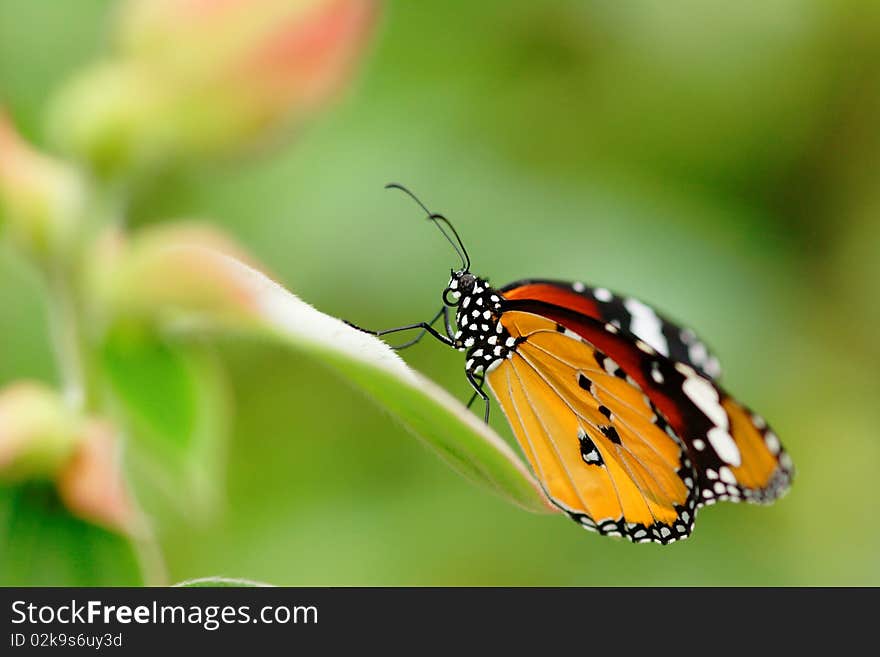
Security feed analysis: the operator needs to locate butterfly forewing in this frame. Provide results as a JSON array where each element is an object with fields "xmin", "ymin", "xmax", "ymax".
[
  {"xmin": 487, "ymin": 310, "xmax": 698, "ymax": 543},
  {"xmin": 501, "ymin": 279, "xmax": 722, "ymax": 380}
]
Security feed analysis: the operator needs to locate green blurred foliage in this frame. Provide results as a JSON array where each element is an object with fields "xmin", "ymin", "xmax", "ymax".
[
  {"xmin": 1, "ymin": 0, "xmax": 879, "ymax": 584},
  {"xmin": 101, "ymin": 329, "xmax": 230, "ymax": 521},
  {"xmin": 0, "ymin": 483, "xmax": 143, "ymax": 586}
]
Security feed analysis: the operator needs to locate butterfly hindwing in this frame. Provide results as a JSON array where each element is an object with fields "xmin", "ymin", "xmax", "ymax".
[
  {"xmin": 498, "ymin": 298, "xmax": 793, "ymax": 508},
  {"xmin": 486, "ymin": 310, "xmax": 698, "ymax": 544},
  {"xmin": 500, "ymin": 279, "xmax": 722, "ymax": 380}
]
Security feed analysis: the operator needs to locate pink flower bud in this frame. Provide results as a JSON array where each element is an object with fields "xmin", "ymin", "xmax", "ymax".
[
  {"xmin": 0, "ymin": 381, "xmax": 138, "ymax": 534},
  {"xmin": 49, "ymin": 0, "xmax": 380, "ymax": 173},
  {"xmin": 90, "ymin": 222, "xmax": 270, "ymax": 327}
]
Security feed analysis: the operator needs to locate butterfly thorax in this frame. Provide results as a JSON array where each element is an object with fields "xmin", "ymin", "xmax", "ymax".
[{"xmin": 445, "ymin": 271, "xmax": 518, "ymax": 376}]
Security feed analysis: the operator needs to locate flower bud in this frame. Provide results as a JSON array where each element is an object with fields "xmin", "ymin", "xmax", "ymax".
[
  {"xmin": 90, "ymin": 222, "xmax": 268, "ymax": 328},
  {"xmin": 0, "ymin": 382, "xmax": 80, "ymax": 482},
  {"xmin": 0, "ymin": 381, "xmax": 137, "ymax": 534},
  {"xmin": 57, "ymin": 419, "xmax": 138, "ymax": 534},
  {"xmin": 49, "ymin": 0, "xmax": 379, "ymax": 174},
  {"xmin": 0, "ymin": 111, "xmax": 86, "ymax": 261}
]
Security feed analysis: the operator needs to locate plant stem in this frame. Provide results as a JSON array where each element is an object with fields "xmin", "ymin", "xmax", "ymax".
[
  {"xmin": 48, "ymin": 179, "xmax": 126, "ymax": 410},
  {"xmin": 133, "ymin": 523, "xmax": 170, "ymax": 586},
  {"xmin": 48, "ymin": 270, "xmax": 91, "ymax": 410},
  {"xmin": 46, "ymin": 179, "xmax": 169, "ymax": 587}
]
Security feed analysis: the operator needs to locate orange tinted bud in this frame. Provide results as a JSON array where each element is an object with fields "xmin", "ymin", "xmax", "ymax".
[
  {"xmin": 50, "ymin": 0, "xmax": 380, "ymax": 173},
  {"xmin": 90, "ymin": 222, "xmax": 268, "ymax": 327},
  {"xmin": 0, "ymin": 111, "xmax": 85, "ymax": 260},
  {"xmin": 57, "ymin": 420, "xmax": 138, "ymax": 534}
]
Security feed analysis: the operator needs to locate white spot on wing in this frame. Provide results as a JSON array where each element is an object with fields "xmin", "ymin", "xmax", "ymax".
[
  {"xmin": 650, "ymin": 362, "xmax": 664, "ymax": 384},
  {"xmin": 635, "ymin": 340, "xmax": 654, "ymax": 354},
  {"xmin": 594, "ymin": 287, "xmax": 612, "ymax": 302},
  {"xmin": 765, "ymin": 431, "xmax": 781, "ymax": 455},
  {"xmin": 718, "ymin": 466, "xmax": 737, "ymax": 484},
  {"xmin": 689, "ymin": 341, "xmax": 708, "ymax": 366},
  {"xmin": 704, "ymin": 356, "xmax": 721, "ymax": 379},
  {"xmin": 708, "ymin": 427, "xmax": 741, "ymax": 467},
  {"xmin": 682, "ymin": 376, "xmax": 727, "ymax": 427},
  {"xmin": 623, "ymin": 297, "xmax": 669, "ymax": 356},
  {"xmin": 682, "ymin": 375, "xmax": 741, "ymax": 467}
]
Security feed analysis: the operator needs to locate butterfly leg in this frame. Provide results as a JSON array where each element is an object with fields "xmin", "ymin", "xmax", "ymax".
[
  {"xmin": 343, "ymin": 313, "xmax": 455, "ymax": 348},
  {"xmin": 465, "ymin": 370, "xmax": 490, "ymax": 423},
  {"xmin": 465, "ymin": 372, "xmax": 484, "ymax": 410},
  {"xmin": 382, "ymin": 306, "xmax": 453, "ymax": 350},
  {"xmin": 442, "ymin": 305, "xmax": 455, "ymax": 340}
]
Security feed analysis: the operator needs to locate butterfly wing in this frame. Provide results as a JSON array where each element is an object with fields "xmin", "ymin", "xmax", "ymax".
[
  {"xmin": 500, "ymin": 297, "xmax": 793, "ymax": 507},
  {"xmin": 500, "ymin": 279, "xmax": 722, "ymax": 380},
  {"xmin": 486, "ymin": 310, "xmax": 699, "ymax": 543}
]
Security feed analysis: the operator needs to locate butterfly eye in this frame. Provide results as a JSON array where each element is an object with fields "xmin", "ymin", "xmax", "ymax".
[{"xmin": 443, "ymin": 287, "xmax": 462, "ymax": 306}]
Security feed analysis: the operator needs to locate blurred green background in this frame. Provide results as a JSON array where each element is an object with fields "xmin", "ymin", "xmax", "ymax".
[{"xmin": 2, "ymin": 0, "xmax": 879, "ymax": 585}]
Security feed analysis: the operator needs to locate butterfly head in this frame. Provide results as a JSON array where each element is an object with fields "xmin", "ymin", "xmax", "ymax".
[
  {"xmin": 383, "ymin": 182, "xmax": 510, "ymax": 360},
  {"xmin": 443, "ymin": 269, "xmax": 475, "ymax": 306}
]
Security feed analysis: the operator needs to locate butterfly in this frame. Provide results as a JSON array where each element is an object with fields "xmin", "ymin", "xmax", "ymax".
[{"xmin": 348, "ymin": 184, "xmax": 793, "ymax": 544}]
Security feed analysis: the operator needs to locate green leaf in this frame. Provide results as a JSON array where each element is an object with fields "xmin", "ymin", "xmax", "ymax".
[
  {"xmin": 174, "ymin": 577, "xmax": 272, "ymax": 587},
  {"xmin": 138, "ymin": 247, "xmax": 553, "ymax": 515},
  {"xmin": 100, "ymin": 326, "xmax": 229, "ymax": 519},
  {"xmin": 0, "ymin": 483, "xmax": 143, "ymax": 585}
]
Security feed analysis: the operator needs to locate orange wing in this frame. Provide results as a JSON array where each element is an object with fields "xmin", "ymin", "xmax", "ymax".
[
  {"xmin": 499, "ymin": 297, "xmax": 793, "ymax": 507},
  {"xmin": 486, "ymin": 311, "xmax": 698, "ymax": 544}
]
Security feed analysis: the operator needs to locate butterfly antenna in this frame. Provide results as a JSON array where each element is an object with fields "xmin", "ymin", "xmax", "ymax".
[{"xmin": 385, "ymin": 182, "xmax": 471, "ymax": 271}]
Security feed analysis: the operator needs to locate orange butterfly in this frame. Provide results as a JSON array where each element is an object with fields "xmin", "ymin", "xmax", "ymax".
[{"xmin": 349, "ymin": 184, "xmax": 793, "ymax": 544}]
